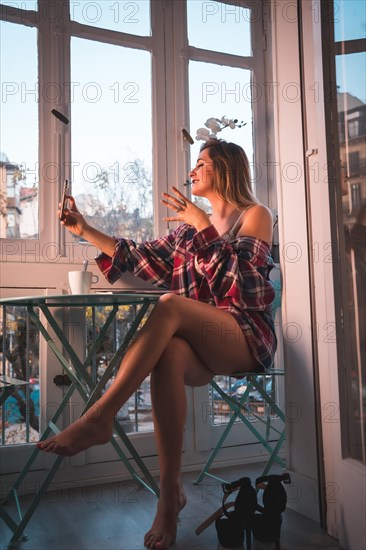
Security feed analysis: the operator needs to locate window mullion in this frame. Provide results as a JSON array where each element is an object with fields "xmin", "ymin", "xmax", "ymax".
[
  {"xmin": 251, "ymin": 1, "xmax": 269, "ymax": 206},
  {"xmin": 0, "ymin": 3, "xmax": 38, "ymax": 26},
  {"xmin": 188, "ymin": 46, "xmax": 255, "ymax": 70},
  {"xmin": 151, "ymin": 0, "xmax": 170, "ymax": 237},
  {"xmin": 38, "ymin": 0, "xmax": 70, "ymax": 254},
  {"xmin": 171, "ymin": 0, "xmax": 191, "ymax": 202},
  {"xmin": 68, "ymin": 20, "xmax": 152, "ymax": 51}
]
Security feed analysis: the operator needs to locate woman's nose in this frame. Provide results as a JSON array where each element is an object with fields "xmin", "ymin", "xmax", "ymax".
[{"xmin": 189, "ymin": 167, "xmax": 195, "ymax": 178}]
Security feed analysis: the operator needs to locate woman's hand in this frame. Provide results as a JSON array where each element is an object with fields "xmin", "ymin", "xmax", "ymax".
[
  {"xmin": 58, "ymin": 195, "xmax": 88, "ymax": 237},
  {"xmin": 162, "ymin": 186, "xmax": 211, "ymax": 232}
]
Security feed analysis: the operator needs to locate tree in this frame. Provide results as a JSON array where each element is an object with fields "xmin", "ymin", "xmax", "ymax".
[{"xmin": 77, "ymin": 158, "xmax": 153, "ymax": 241}]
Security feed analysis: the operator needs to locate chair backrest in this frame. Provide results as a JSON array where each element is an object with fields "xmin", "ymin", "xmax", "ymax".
[{"xmin": 272, "ymin": 279, "xmax": 281, "ymax": 315}]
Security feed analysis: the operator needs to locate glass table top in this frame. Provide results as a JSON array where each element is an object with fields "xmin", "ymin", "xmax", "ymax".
[{"xmin": 0, "ymin": 290, "xmax": 165, "ymax": 307}]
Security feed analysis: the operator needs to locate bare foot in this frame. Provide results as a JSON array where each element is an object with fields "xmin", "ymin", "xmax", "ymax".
[
  {"xmin": 144, "ymin": 484, "xmax": 187, "ymax": 549},
  {"xmin": 36, "ymin": 404, "xmax": 114, "ymax": 456}
]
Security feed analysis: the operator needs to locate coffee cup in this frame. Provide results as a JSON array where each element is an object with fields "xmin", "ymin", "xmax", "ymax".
[{"xmin": 68, "ymin": 271, "xmax": 93, "ymax": 294}]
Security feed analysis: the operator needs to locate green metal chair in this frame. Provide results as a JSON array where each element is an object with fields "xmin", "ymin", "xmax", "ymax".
[{"xmin": 194, "ymin": 279, "xmax": 286, "ymax": 485}]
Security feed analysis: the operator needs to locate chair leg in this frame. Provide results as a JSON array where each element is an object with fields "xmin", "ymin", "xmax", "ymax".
[{"xmin": 194, "ymin": 374, "xmax": 286, "ymax": 484}]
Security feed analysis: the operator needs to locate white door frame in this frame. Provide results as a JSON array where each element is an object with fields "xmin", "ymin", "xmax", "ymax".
[
  {"xmin": 300, "ymin": 1, "xmax": 366, "ymax": 547},
  {"xmin": 271, "ymin": 0, "xmax": 320, "ymax": 521}
]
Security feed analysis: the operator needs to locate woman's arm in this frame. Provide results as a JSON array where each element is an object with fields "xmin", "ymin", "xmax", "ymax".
[
  {"xmin": 96, "ymin": 230, "xmax": 179, "ymax": 287},
  {"xmin": 80, "ymin": 225, "xmax": 116, "ymax": 257}
]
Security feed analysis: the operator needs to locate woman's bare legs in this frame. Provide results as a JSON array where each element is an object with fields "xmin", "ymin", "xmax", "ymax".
[
  {"xmin": 37, "ymin": 294, "xmax": 258, "ymax": 548},
  {"xmin": 37, "ymin": 293, "xmax": 256, "ymax": 456},
  {"xmin": 144, "ymin": 337, "xmax": 214, "ymax": 549}
]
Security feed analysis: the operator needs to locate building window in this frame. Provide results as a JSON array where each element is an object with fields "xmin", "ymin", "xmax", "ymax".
[
  {"xmin": 349, "ymin": 151, "xmax": 360, "ymax": 175},
  {"xmin": 348, "ymin": 118, "xmax": 359, "ymax": 139}
]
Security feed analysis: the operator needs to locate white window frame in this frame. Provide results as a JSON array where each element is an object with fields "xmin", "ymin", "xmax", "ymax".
[
  {"xmin": 1, "ymin": 0, "xmax": 273, "ymax": 269},
  {"xmin": 0, "ymin": 0, "xmax": 168, "ymax": 271}
]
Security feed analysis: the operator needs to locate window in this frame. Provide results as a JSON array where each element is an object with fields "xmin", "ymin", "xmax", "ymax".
[
  {"xmin": 185, "ymin": 0, "xmax": 278, "ymax": 442},
  {"xmin": 187, "ymin": 0, "xmax": 251, "ymax": 57},
  {"xmin": 188, "ymin": 61, "xmax": 253, "ymax": 190},
  {"xmin": 70, "ymin": 38, "xmax": 153, "ymax": 242},
  {"xmin": 85, "ymin": 304, "xmax": 153, "ymax": 434},
  {"xmin": 1, "ymin": 0, "xmax": 274, "ymax": 450},
  {"xmin": 0, "ymin": 0, "xmax": 155, "ymax": 248},
  {"xmin": 0, "ymin": 20, "xmax": 39, "ymax": 239},
  {"xmin": 1, "ymin": 0, "xmax": 270, "ymax": 249},
  {"xmin": 349, "ymin": 151, "xmax": 360, "ymax": 175},
  {"xmin": 328, "ymin": 0, "xmax": 366, "ymax": 462},
  {"xmin": 186, "ymin": 0, "xmax": 267, "ymax": 205},
  {"xmin": 348, "ymin": 118, "xmax": 359, "ymax": 139},
  {"xmin": 1, "ymin": 306, "xmax": 40, "ymax": 445},
  {"xmin": 70, "ymin": 0, "xmax": 150, "ymax": 36}
]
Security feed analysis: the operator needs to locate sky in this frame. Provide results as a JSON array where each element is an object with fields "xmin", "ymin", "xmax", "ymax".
[{"xmin": 0, "ymin": 0, "xmax": 365, "ymax": 211}]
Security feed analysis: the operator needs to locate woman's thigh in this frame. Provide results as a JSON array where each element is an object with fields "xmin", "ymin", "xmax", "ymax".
[{"xmin": 157, "ymin": 293, "xmax": 257, "ymax": 375}]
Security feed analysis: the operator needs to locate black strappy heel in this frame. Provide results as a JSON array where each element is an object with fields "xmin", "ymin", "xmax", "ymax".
[
  {"xmin": 196, "ymin": 473, "xmax": 291, "ymax": 549},
  {"xmin": 215, "ymin": 477, "xmax": 257, "ymax": 548},
  {"xmin": 252, "ymin": 473, "xmax": 291, "ymax": 550}
]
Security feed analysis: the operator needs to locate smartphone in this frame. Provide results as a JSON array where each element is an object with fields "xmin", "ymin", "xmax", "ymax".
[{"xmin": 59, "ymin": 180, "xmax": 69, "ymax": 221}]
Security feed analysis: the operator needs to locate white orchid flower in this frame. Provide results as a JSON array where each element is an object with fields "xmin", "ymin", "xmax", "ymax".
[
  {"xmin": 195, "ymin": 116, "xmax": 246, "ymax": 142},
  {"xmin": 204, "ymin": 118, "xmax": 221, "ymax": 133},
  {"xmin": 195, "ymin": 128, "xmax": 212, "ymax": 141}
]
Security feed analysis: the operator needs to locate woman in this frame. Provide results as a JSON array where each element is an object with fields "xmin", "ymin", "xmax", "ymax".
[{"xmin": 38, "ymin": 140, "xmax": 277, "ymax": 549}]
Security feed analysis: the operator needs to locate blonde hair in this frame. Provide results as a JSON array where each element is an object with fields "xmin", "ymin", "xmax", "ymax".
[{"xmin": 200, "ymin": 140, "xmax": 258, "ymax": 208}]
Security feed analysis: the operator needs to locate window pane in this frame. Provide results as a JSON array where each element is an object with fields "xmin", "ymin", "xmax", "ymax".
[
  {"xmin": 0, "ymin": 22, "xmax": 39, "ymax": 239},
  {"xmin": 336, "ymin": 53, "xmax": 366, "ymax": 110},
  {"xmin": 187, "ymin": 0, "xmax": 251, "ymax": 57},
  {"xmin": 334, "ymin": 0, "xmax": 366, "ymax": 42},
  {"xmin": 333, "ymin": 3, "xmax": 366, "ymax": 462},
  {"xmin": 0, "ymin": 1, "xmax": 37, "ymax": 9},
  {"xmin": 70, "ymin": 0, "xmax": 151, "ymax": 37},
  {"xmin": 70, "ymin": 38, "xmax": 153, "ymax": 241},
  {"xmin": 210, "ymin": 375, "xmax": 279, "ymax": 426},
  {"xmin": 188, "ymin": 60, "xmax": 254, "ymax": 201},
  {"xmin": 1, "ymin": 306, "xmax": 40, "ymax": 445},
  {"xmin": 86, "ymin": 305, "xmax": 153, "ymax": 434}
]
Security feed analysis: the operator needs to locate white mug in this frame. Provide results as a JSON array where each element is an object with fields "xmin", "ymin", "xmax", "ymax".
[{"xmin": 68, "ymin": 271, "xmax": 93, "ymax": 294}]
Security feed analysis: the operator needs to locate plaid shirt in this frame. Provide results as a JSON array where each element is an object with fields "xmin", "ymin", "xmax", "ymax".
[{"xmin": 96, "ymin": 224, "xmax": 277, "ymax": 371}]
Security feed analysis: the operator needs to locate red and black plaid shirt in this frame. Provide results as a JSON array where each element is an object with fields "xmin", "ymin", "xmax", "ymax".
[{"xmin": 96, "ymin": 224, "xmax": 277, "ymax": 371}]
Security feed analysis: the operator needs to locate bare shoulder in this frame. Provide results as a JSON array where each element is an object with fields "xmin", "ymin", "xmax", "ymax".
[{"xmin": 237, "ymin": 204, "xmax": 273, "ymax": 244}]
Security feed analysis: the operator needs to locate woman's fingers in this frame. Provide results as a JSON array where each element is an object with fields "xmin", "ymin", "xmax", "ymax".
[
  {"xmin": 162, "ymin": 190, "xmax": 189, "ymax": 211},
  {"xmin": 171, "ymin": 186, "xmax": 189, "ymax": 202},
  {"xmin": 65, "ymin": 195, "xmax": 79, "ymax": 212},
  {"xmin": 162, "ymin": 197, "xmax": 184, "ymax": 212}
]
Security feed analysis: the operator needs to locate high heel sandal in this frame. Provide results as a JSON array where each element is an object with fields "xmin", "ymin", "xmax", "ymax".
[
  {"xmin": 252, "ymin": 473, "xmax": 291, "ymax": 550},
  {"xmin": 196, "ymin": 477, "xmax": 257, "ymax": 548}
]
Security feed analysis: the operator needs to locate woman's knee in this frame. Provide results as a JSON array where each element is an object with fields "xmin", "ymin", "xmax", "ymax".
[
  {"xmin": 154, "ymin": 292, "xmax": 180, "ymax": 319},
  {"xmin": 157, "ymin": 292, "xmax": 179, "ymax": 308}
]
